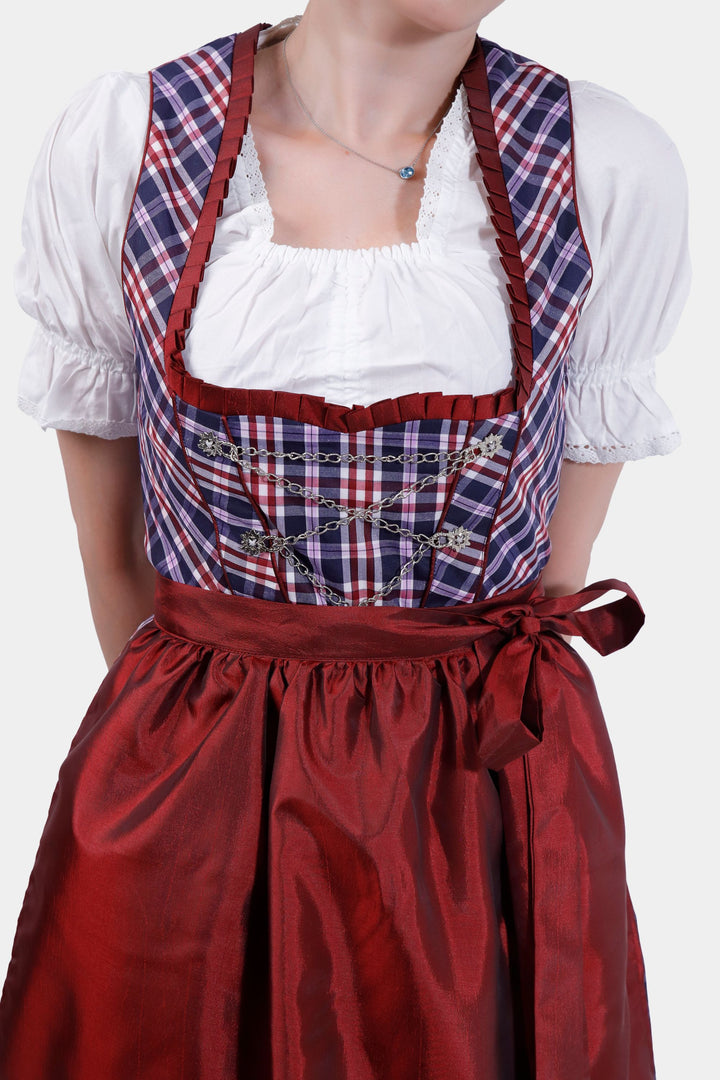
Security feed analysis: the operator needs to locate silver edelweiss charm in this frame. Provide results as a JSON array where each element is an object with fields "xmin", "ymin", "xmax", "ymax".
[
  {"xmin": 445, "ymin": 526, "xmax": 472, "ymax": 551},
  {"xmin": 198, "ymin": 431, "xmax": 223, "ymax": 457},
  {"xmin": 429, "ymin": 526, "xmax": 472, "ymax": 552},
  {"xmin": 239, "ymin": 530, "xmax": 285, "ymax": 556},
  {"xmin": 475, "ymin": 433, "xmax": 503, "ymax": 459},
  {"xmin": 239, "ymin": 530, "xmax": 268, "ymax": 555}
]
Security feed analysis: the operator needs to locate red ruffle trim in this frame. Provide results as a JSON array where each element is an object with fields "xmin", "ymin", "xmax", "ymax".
[
  {"xmin": 169, "ymin": 371, "xmax": 516, "ymax": 431},
  {"xmin": 164, "ymin": 24, "xmax": 532, "ymax": 431},
  {"xmin": 460, "ymin": 39, "xmax": 533, "ymax": 405}
]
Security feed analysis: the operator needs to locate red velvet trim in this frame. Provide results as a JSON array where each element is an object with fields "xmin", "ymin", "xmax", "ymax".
[{"xmin": 163, "ymin": 27, "xmax": 534, "ymax": 430}]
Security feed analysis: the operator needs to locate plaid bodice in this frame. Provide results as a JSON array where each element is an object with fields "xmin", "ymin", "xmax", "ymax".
[{"xmin": 122, "ymin": 24, "xmax": 593, "ymax": 606}]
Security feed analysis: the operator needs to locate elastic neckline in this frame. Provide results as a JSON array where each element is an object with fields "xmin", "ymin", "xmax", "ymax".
[{"xmin": 164, "ymin": 24, "xmax": 534, "ymax": 430}]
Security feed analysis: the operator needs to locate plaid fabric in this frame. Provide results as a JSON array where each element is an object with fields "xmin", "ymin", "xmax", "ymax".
[
  {"xmin": 176, "ymin": 401, "xmax": 519, "ymax": 604},
  {"xmin": 479, "ymin": 42, "xmax": 593, "ymax": 595},
  {"xmin": 122, "ymin": 28, "xmax": 592, "ymax": 605},
  {"xmin": 123, "ymin": 35, "xmax": 238, "ymax": 591}
]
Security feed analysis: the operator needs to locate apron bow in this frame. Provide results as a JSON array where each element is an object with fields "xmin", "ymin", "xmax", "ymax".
[{"xmin": 468, "ymin": 579, "xmax": 645, "ymax": 770}]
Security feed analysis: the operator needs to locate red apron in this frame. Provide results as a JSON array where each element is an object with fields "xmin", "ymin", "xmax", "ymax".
[{"xmin": 0, "ymin": 572, "xmax": 655, "ymax": 1078}]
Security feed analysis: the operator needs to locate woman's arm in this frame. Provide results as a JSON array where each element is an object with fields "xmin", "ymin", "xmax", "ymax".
[
  {"xmin": 542, "ymin": 460, "xmax": 624, "ymax": 598},
  {"xmin": 56, "ymin": 431, "xmax": 156, "ymax": 667}
]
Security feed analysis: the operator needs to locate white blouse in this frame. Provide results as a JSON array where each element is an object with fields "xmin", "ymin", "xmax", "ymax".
[{"xmin": 15, "ymin": 19, "xmax": 692, "ymax": 463}]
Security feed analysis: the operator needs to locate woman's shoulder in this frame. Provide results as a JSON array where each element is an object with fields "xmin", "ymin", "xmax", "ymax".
[
  {"xmin": 51, "ymin": 69, "xmax": 149, "ymax": 145},
  {"xmin": 24, "ymin": 69, "xmax": 150, "ymax": 229},
  {"xmin": 566, "ymin": 77, "xmax": 688, "ymax": 236},
  {"xmin": 27, "ymin": 70, "xmax": 151, "ymax": 202},
  {"xmin": 568, "ymin": 79, "xmax": 684, "ymax": 175}
]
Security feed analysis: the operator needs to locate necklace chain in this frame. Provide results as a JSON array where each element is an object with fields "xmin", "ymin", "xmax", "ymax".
[
  {"xmin": 281, "ymin": 27, "xmax": 450, "ymax": 181},
  {"xmin": 197, "ymin": 431, "xmax": 504, "ymax": 606}
]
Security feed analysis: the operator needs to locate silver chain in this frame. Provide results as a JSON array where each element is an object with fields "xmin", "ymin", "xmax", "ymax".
[
  {"xmin": 197, "ymin": 430, "xmax": 503, "ymax": 606},
  {"xmin": 197, "ymin": 431, "xmax": 502, "ymax": 529},
  {"xmin": 281, "ymin": 27, "xmax": 451, "ymax": 181},
  {"xmin": 197, "ymin": 440, "xmax": 494, "ymax": 466},
  {"xmin": 278, "ymin": 531, "xmax": 439, "ymax": 606}
]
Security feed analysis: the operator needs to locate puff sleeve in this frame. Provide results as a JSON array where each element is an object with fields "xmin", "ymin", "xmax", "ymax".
[
  {"xmin": 564, "ymin": 81, "xmax": 692, "ymax": 463},
  {"xmin": 15, "ymin": 71, "xmax": 150, "ymax": 438}
]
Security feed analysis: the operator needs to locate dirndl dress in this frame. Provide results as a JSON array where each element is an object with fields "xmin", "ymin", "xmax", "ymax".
[{"xmin": 0, "ymin": 23, "xmax": 657, "ymax": 1080}]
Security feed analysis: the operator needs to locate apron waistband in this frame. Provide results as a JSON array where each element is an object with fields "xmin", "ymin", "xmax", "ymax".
[
  {"xmin": 153, "ymin": 575, "xmax": 644, "ymax": 764},
  {"xmin": 154, "ymin": 572, "xmax": 550, "ymax": 661},
  {"xmin": 153, "ymin": 572, "xmax": 644, "ymax": 662}
]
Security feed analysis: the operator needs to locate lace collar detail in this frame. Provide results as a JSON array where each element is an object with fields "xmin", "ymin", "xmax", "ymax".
[{"xmin": 238, "ymin": 80, "xmax": 469, "ymax": 251}]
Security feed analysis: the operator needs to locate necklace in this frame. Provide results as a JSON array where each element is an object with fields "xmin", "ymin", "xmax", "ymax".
[{"xmin": 281, "ymin": 28, "xmax": 451, "ymax": 180}]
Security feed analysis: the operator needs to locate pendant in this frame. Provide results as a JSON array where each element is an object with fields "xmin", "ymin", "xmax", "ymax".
[{"xmin": 398, "ymin": 165, "xmax": 415, "ymax": 180}]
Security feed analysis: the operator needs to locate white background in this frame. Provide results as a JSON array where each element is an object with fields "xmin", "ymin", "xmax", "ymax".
[{"xmin": 0, "ymin": 1, "xmax": 715, "ymax": 1074}]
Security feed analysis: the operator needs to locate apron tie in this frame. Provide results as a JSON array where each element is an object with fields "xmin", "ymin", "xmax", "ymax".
[
  {"xmin": 467, "ymin": 579, "xmax": 648, "ymax": 1077},
  {"xmin": 467, "ymin": 578, "xmax": 645, "ymax": 771}
]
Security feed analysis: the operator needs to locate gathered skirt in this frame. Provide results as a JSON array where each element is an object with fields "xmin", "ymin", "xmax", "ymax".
[{"xmin": 0, "ymin": 573, "xmax": 655, "ymax": 1079}]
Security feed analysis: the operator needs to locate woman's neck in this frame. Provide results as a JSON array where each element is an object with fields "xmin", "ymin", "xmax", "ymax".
[{"xmin": 255, "ymin": 4, "xmax": 482, "ymax": 147}]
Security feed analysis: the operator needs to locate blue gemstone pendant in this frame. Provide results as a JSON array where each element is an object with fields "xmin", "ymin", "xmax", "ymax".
[{"xmin": 398, "ymin": 165, "xmax": 415, "ymax": 179}]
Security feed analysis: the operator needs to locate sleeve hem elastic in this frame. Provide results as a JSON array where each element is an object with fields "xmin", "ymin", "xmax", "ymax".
[{"xmin": 32, "ymin": 323, "xmax": 135, "ymax": 373}]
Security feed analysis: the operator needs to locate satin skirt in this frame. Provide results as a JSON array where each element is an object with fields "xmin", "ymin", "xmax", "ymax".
[{"xmin": 0, "ymin": 573, "xmax": 655, "ymax": 1079}]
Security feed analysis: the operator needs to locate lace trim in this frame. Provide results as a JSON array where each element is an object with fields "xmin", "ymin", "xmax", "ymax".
[
  {"xmin": 416, "ymin": 82, "xmax": 465, "ymax": 241},
  {"xmin": 241, "ymin": 80, "xmax": 466, "ymax": 247},
  {"xmin": 17, "ymin": 396, "xmax": 138, "ymax": 439},
  {"xmin": 240, "ymin": 123, "xmax": 275, "ymax": 237},
  {"xmin": 563, "ymin": 431, "xmax": 681, "ymax": 464}
]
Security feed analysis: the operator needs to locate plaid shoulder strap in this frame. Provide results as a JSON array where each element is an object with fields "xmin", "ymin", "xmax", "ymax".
[
  {"xmin": 469, "ymin": 41, "xmax": 593, "ymax": 594},
  {"xmin": 474, "ymin": 39, "xmax": 592, "ymax": 374}
]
